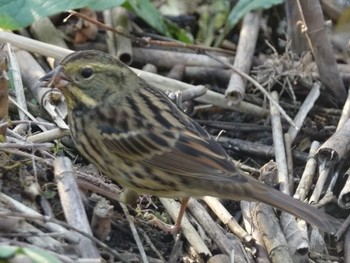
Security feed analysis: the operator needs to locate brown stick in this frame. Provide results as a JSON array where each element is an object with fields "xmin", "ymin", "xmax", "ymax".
[
  {"xmin": 225, "ymin": 12, "xmax": 261, "ymax": 103},
  {"xmin": 298, "ymin": 0, "xmax": 346, "ymax": 106}
]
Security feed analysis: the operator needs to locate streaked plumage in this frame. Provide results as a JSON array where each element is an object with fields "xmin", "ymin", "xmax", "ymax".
[{"xmin": 42, "ymin": 50, "xmax": 340, "ymax": 234}]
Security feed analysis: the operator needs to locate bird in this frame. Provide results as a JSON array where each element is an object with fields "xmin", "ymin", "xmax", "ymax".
[{"xmin": 41, "ymin": 50, "xmax": 340, "ymax": 234}]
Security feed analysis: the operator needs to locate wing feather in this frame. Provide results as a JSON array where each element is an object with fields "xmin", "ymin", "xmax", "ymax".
[
  {"xmin": 96, "ymin": 119, "xmax": 245, "ymax": 184},
  {"xmin": 90, "ymin": 84, "xmax": 245, "ymax": 184}
]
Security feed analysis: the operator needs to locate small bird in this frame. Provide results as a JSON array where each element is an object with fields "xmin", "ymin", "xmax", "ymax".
[{"xmin": 41, "ymin": 50, "xmax": 340, "ymax": 234}]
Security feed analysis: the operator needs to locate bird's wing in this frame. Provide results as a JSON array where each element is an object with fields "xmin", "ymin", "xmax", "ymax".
[
  {"xmin": 96, "ymin": 114, "xmax": 245, "ymax": 184},
  {"xmin": 143, "ymin": 129, "xmax": 244, "ymax": 182},
  {"xmin": 97, "ymin": 124, "xmax": 179, "ymax": 161},
  {"xmin": 93, "ymin": 84, "xmax": 245, "ymax": 183}
]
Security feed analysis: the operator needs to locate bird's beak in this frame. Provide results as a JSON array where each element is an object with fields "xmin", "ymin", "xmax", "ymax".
[{"xmin": 40, "ymin": 66, "xmax": 71, "ymax": 89}]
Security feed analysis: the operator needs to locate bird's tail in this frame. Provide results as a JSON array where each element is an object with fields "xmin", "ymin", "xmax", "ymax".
[{"xmin": 241, "ymin": 178, "xmax": 340, "ymax": 234}]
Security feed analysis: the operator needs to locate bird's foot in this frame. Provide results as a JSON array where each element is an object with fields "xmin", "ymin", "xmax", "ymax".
[{"xmin": 147, "ymin": 215, "xmax": 181, "ymax": 236}]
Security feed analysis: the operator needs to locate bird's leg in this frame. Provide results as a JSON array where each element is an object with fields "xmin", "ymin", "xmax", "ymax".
[
  {"xmin": 147, "ymin": 197, "xmax": 190, "ymax": 235},
  {"xmin": 171, "ymin": 196, "xmax": 190, "ymax": 234}
]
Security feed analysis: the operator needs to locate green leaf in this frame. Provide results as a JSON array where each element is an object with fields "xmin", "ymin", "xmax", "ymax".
[
  {"xmin": 214, "ymin": 0, "xmax": 284, "ymax": 46},
  {"xmin": 42, "ymin": 189, "xmax": 57, "ymax": 199},
  {"xmin": 196, "ymin": 0, "xmax": 230, "ymax": 46},
  {"xmin": 163, "ymin": 19, "xmax": 193, "ymax": 43},
  {"xmin": 22, "ymin": 247, "xmax": 61, "ymax": 263},
  {"xmin": 0, "ymin": 0, "xmax": 125, "ymax": 30},
  {"xmin": 0, "ymin": 246, "xmax": 61, "ymax": 263},
  {"xmin": 227, "ymin": 0, "xmax": 284, "ymax": 28},
  {"xmin": 0, "ymin": 245, "xmax": 19, "ymax": 258},
  {"xmin": 123, "ymin": 0, "xmax": 172, "ymax": 37},
  {"xmin": 174, "ymin": 28, "xmax": 193, "ymax": 44},
  {"xmin": 123, "ymin": 0, "xmax": 192, "ymax": 41},
  {"xmin": 0, "ymin": 0, "xmax": 192, "ymax": 42}
]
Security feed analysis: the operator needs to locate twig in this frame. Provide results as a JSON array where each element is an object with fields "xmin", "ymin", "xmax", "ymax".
[
  {"xmin": 54, "ymin": 157, "xmax": 100, "ymax": 258},
  {"xmin": 294, "ymin": 141, "xmax": 320, "ymax": 201},
  {"xmin": 205, "ymin": 52, "xmax": 297, "ymax": 129},
  {"xmin": 0, "ymin": 32, "xmax": 268, "ymax": 117},
  {"xmin": 270, "ymin": 91, "xmax": 289, "ymax": 195},
  {"xmin": 187, "ymin": 199, "xmax": 248, "ymax": 261},
  {"xmin": 1, "ymin": 148, "xmax": 53, "ymax": 165},
  {"xmin": 159, "ymin": 198, "xmax": 211, "ymax": 256},
  {"xmin": 120, "ymin": 203, "xmax": 149, "ymax": 263},
  {"xmin": 6, "ymin": 44, "xmax": 28, "ymax": 122},
  {"xmin": 287, "ymin": 82, "xmax": 320, "ymax": 143},
  {"xmin": 203, "ymin": 196, "xmax": 253, "ymax": 245},
  {"xmin": 0, "ymin": 211, "xmax": 128, "ymax": 262},
  {"xmin": 138, "ymin": 228, "xmax": 165, "ymax": 261},
  {"xmin": 0, "ymin": 120, "xmax": 57, "ymax": 129},
  {"xmin": 0, "ymin": 142, "xmax": 53, "ymax": 149},
  {"xmin": 67, "ymin": 10, "xmax": 234, "ymax": 56},
  {"xmin": 9, "ymin": 97, "xmax": 47, "ymax": 132},
  {"xmin": 225, "ymin": 12, "xmax": 261, "ymax": 103},
  {"xmin": 27, "ymin": 128, "xmax": 70, "ymax": 143}
]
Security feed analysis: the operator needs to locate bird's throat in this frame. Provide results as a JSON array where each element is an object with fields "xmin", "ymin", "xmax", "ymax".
[{"xmin": 63, "ymin": 85, "xmax": 98, "ymax": 110}]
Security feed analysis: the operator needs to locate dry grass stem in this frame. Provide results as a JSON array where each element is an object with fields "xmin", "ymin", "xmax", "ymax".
[
  {"xmin": 225, "ymin": 12, "xmax": 260, "ymax": 103},
  {"xmin": 203, "ymin": 196, "xmax": 253, "ymax": 245},
  {"xmin": 294, "ymin": 141, "xmax": 320, "ymax": 201},
  {"xmin": 159, "ymin": 198, "xmax": 211, "ymax": 256},
  {"xmin": 270, "ymin": 91, "xmax": 289, "ymax": 195},
  {"xmin": 54, "ymin": 156, "xmax": 100, "ymax": 258}
]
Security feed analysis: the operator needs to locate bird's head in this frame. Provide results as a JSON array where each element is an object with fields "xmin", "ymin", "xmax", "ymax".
[{"xmin": 41, "ymin": 50, "xmax": 133, "ymax": 109}]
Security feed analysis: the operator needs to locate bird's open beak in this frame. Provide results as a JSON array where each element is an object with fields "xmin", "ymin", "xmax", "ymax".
[{"xmin": 40, "ymin": 66, "xmax": 71, "ymax": 89}]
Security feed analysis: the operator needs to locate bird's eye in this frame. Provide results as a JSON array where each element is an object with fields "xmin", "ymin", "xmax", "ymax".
[{"xmin": 80, "ymin": 67, "xmax": 93, "ymax": 79}]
